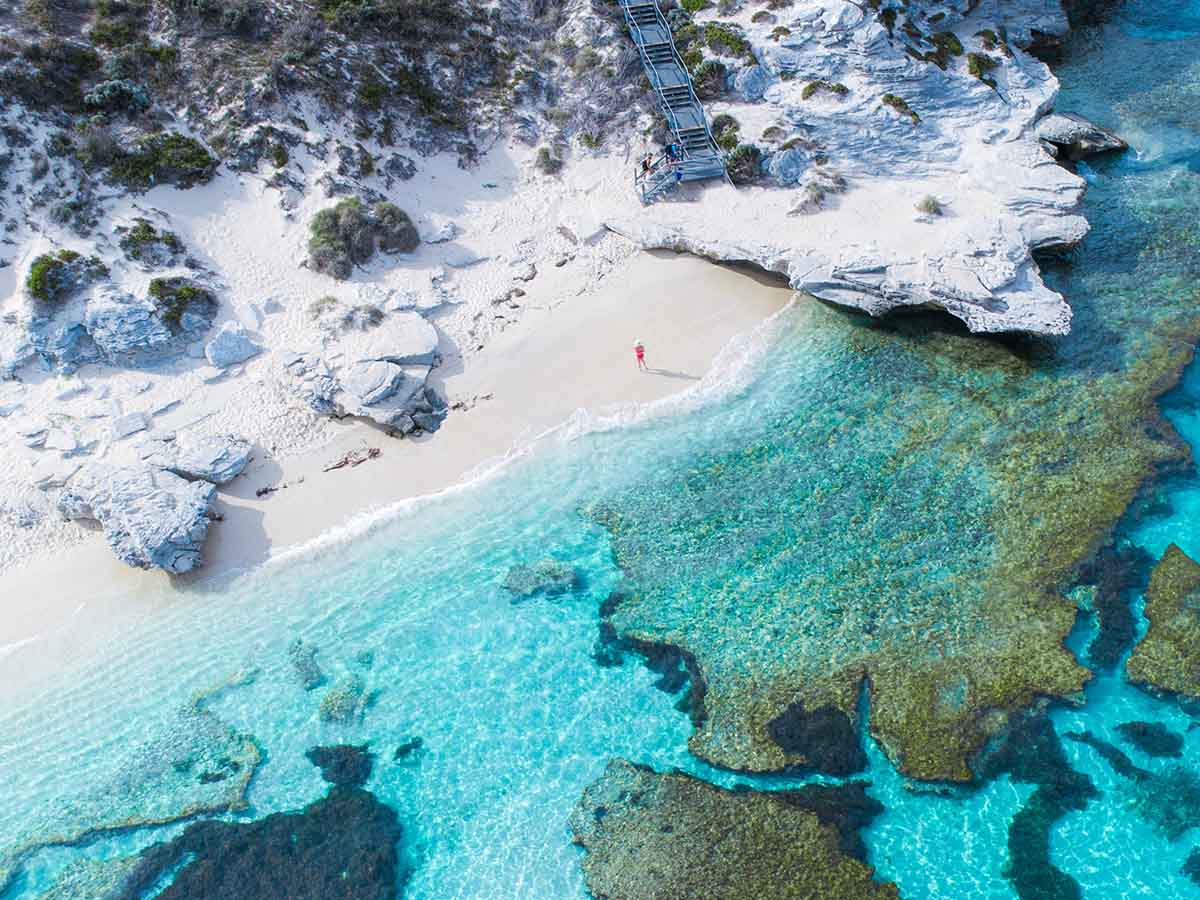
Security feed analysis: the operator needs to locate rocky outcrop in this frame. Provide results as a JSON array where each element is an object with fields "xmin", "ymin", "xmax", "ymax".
[
  {"xmin": 502, "ymin": 559, "xmax": 580, "ymax": 600},
  {"xmin": 57, "ymin": 463, "xmax": 217, "ymax": 573},
  {"xmin": 284, "ymin": 312, "xmax": 446, "ymax": 434},
  {"xmin": 570, "ymin": 760, "xmax": 898, "ymax": 900},
  {"xmin": 139, "ymin": 433, "xmax": 253, "ymax": 485},
  {"xmin": 1036, "ymin": 112, "xmax": 1128, "ymax": 160},
  {"xmin": 84, "ymin": 287, "xmax": 175, "ymax": 362},
  {"xmin": 598, "ymin": 0, "xmax": 1092, "ymax": 335}
]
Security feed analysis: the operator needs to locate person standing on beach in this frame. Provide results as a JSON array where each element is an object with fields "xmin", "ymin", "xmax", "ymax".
[{"xmin": 634, "ymin": 339, "xmax": 647, "ymax": 371}]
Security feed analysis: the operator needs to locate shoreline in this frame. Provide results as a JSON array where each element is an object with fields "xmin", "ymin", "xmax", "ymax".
[{"xmin": 0, "ymin": 250, "xmax": 793, "ymax": 701}]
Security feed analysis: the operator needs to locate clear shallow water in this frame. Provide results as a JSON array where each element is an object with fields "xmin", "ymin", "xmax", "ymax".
[{"xmin": 3, "ymin": 1, "xmax": 1200, "ymax": 898}]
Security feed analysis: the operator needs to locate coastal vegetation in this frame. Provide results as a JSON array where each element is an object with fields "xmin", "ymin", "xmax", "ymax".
[
  {"xmin": 881, "ymin": 93, "xmax": 919, "ymax": 123},
  {"xmin": 307, "ymin": 197, "xmax": 419, "ymax": 279}
]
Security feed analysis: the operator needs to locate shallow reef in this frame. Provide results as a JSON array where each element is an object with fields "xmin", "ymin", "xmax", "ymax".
[
  {"xmin": 110, "ymin": 747, "xmax": 402, "ymax": 900},
  {"xmin": 502, "ymin": 558, "xmax": 580, "ymax": 602},
  {"xmin": 1126, "ymin": 543, "xmax": 1200, "ymax": 697},
  {"xmin": 0, "ymin": 669, "xmax": 263, "ymax": 894},
  {"xmin": 570, "ymin": 759, "xmax": 898, "ymax": 900}
]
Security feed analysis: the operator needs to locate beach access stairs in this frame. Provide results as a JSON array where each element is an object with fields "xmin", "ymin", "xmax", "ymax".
[{"xmin": 618, "ymin": 0, "xmax": 728, "ymax": 202}]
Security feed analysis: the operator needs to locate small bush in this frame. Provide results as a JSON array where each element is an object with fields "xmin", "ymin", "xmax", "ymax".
[
  {"xmin": 680, "ymin": 0, "xmax": 711, "ymax": 11},
  {"xmin": 83, "ymin": 79, "xmax": 150, "ymax": 114},
  {"xmin": 25, "ymin": 249, "xmax": 107, "ymax": 304},
  {"xmin": 341, "ymin": 304, "xmax": 385, "ymax": 331},
  {"xmin": 704, "ymin": 23, "xmax": 753, "ymax": 61},
  {"xmin": 269, "ymin": 143, "xmax": 289, "ymax": 168},
  {"xmin": 801, "ymin": 80, "xmax": 849, "ymax": 101},
  {"xmin": 710, "ymin": 114, "xmax": 741, "ymax": 152},
  {"xmin": 924, "ymin": 30, "xmax": 964, "ymax": 68},
  {"xmin": 751, "ymin": 10, "xmax": 776, "ymax": 24},
  {"xmin": 119, "ymin": 218, "xmax": 183, "ymax": 261},
  {"xmin": 308, "ymin": 295, "xmax": 340, "ymax": 320},
  {"xmin": 878, "ymin": 8, "xmax": 896, "ymax": 35},
  {"xmin": 916, "ymin": 194, "xmax": 943, "ymax": 216},
  {"xmin": 535, "ymin": 146, "xmax": 563, "ymax": 175},
  {"xmin": 726, "ymin": 143, "xmax": 762, "ymax": 185},
  {"xmin": 976, "ymin": 29, "xmax": 1000, "ymax": 51},
  {"xmin": 881, "ymin": 93, "xmax": 919, "ymax": 123},
  {"xmin": 968, "ymin": 52, "xmax": 1000, "ymax": 87},
  {"xmin": 108, "ymin": 132, "xmax": 218, "ymax": 189},
  {"xmin": 148, "ymin": 276, "xmax": 214, "ymax": 331},
  {"xmin": 771, "ymin": 25, "xmax": 791, "ymax": 40},
  {"xmin": 692, "ymin": 59, "xmax": 728, "ymax": 100},
  {"xmin": 373, "ymin": 202, "xmax": 419, "ymax": 253}
]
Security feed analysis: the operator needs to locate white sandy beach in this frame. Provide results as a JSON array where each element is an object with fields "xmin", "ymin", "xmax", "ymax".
[{"xmin": 0, "ymin": 250, "xmax": 792, "ymax": 699}]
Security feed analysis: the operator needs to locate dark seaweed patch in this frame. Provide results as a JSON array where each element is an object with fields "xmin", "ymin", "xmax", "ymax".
[
  {"xmin": 776, "ymin": 781, "xmax": 884, "ymax": 862},
  {"xmin": 977, "ymin": 714, "xmax": 1097, "ymax": 900},
  {"xmin": 1116, "ymin": 720, "xmax": 1184, "ymax": 758},
  {"xmin": 1183, "ymin": 847, "xmax": 1200, "ymax": 886},
  {"xmin": 115, "ymin": 750, "xmax": 401, "ymax": 900},
  {"xmin": 305, "ymin": 744, "xmax": 373, "ymax": 787},
  {"xmin": 1074, "ymin": 541, "xmax": 1154, "ymax": 669},
  {"xmin": 767, "ymin": 702, "xmax": 867, "ymax": 776}
]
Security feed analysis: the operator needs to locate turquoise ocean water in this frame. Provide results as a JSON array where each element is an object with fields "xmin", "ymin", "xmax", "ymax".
[{"xmin": 2, "ymin": 0, "xmax": 1200, "ymax": 896}]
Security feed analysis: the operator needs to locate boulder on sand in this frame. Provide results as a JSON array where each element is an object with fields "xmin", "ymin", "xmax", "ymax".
[
  {"xmin": 205, "ymin": 321, "xmax": 263, "ymax": 368},
  {"xmin": 1035, "ymin": 112, "xmax": 1127, "ymax": 160},
  {"xmin": 58, "ymin": 462, "xmax": 217, "ymax": 573},
  {"xmin": 140, "ymin": 432, "xmax": 253, "ymax": 485}
]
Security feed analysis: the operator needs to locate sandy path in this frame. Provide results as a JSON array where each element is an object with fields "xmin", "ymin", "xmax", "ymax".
[{"xmin": 0, "ymin": 251, "xmax": 793, "ymax": 698}]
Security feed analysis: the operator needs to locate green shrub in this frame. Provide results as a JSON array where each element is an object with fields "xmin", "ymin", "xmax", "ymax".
[
  {"xmin": 108, "ymin": 132, "xmax": 218, "ymax": 189},
  {"xmin": 726, "ymin": 143, "xmax": 762, "ymax": 185},
  {"xmin": 801, "ymin": 80, "xmax": 849, "ymax": 100},
  {"xmin": 357, "ymin": 79, "xmax": 386, "ymax": 110},
  {"xmin": 916, "ymin": 194, "xmax": 942, "ymax": 216},
  {"xmin": 309, "ymin": 295, "xmax": 341, "ymax": 320},
  {"xmin": 750, "ymin": 10, "xmax": 775, "ymax": 23},
  {"xmin": 881, "ymin": 93, "xmax": 919, "ymax": 123},
  {"xmin": 535, "ymin": 146, "xmax": 563, "ymax": 175},
  {"xmin": 967, "ymin": 52, "xmax": 1000, "ymax": 87},
  {"xmin": 25, "ymin": 249, "xmax": 107, "ymax": 304},
  {"xmin": 148, "ymin": 277, "xmax": 214, "ymax": 331},
  {"xmin": 771, "ymin": 25, "xmax": 791, "ymax": 40},
  {"xmin": 879, "ymin": 8, "xmax": 896, "ymax": 35},
  {"xmin": 680, "ymin": 0, "xmax": 711, "ymax": 12},
  {"xmin": 924, "ymin": 30, "xmax": 964, "ymax": 68},
  {"xmin": 373, "ymin": 202, "xmax": 419, "ymax": 253},
  {"xmin": 269, "ymin": 143, "xmax": 289, "ymax": 168},
  {"xmin": 976, "ymin": 29, "xmax": 1000, "ymax": 51},
  {"xmin": 704, "ymin": 23, "xmax": 753, "ymax": 62},
  {"xmin": 119, "ymin": 219, "xmax": 183, "ymax": 261}
]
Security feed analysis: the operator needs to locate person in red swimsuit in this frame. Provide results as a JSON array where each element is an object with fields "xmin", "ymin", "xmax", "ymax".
[{"xmin": 634, "ymin": 339, "xmax": 647, "ymax": 371}]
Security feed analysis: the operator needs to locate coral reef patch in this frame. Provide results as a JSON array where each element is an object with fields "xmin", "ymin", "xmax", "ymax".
[
  {"xmin": 1116, "ymin": 720, "xmax": 1184, "ymax": 758},
  {"xmin": 1126, "ymin": 544, "xmax": 1200, "ymax": 697},
  {"xmin": 570, "ymin": 759, "xmax": 898, "ymax": 900}
]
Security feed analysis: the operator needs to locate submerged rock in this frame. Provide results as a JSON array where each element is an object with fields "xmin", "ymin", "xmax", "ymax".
[
  {"xmin": 287, "ymin": 638, "xmax": 327, "ymax": 691},
  {"xmin": 318, "ymin": 673, "xmax": 370, "ymax": 724},
  {"xmin": 1126, "ymin": 544, "xmax": 1200, "ymax": 698},
  {"xmin": 58, "ymin": 462, "xmax": 217, "ymax": 573},
  {"xmin": 502, "ymin": 558, "xmax": 579, "ymax": 600},
  {"xmin": 1035, "ymin": 112, "xmax": 1128, "ymax": 160},
  {"xmin": 570, "ymin": 759, "xmax": 898, "ymax": 900},
  {"xmin": 140, "ymin": 433, "xmax": 253, "ymax": 485}
]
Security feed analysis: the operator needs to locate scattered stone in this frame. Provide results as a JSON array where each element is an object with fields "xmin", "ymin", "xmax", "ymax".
[
  {"xmin": 58, "ymin": 463, "xmax": 217, "ymax": 573},
  {"xmin": 205, "ymin": 321, "xmax": 262, "ymax": 369},
  {"xmin": 570, "ymin": 759, "xmax": 898, "ymax": 900},
  {"xmin": 393, "ymin": 737, "xmax": 424, "ymax": 762},
  {"xmin": 502, "ymin": 559, "xmax": 579, "ymax": 600},
  {"xmin": 107, "ymin": 411, "xmax": 144, "ymax": 439}
]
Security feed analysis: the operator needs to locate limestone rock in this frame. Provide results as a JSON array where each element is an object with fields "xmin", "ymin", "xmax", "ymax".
[
  {"xmin": 1035, "ymin": 112, "xmax": 1128, "ymax": 161},
  {"xmin": 84, "ymin": 287, "xmax": 175, "ymax": 363},
  {"xmin": 58, "ymin": 463, "xmax": 217, "ymax": 573},
  {"xmin": 140, "ymin": 432, "xmax": 253, "ymax": 485},
  {"xmin": 205, "ymin": 321, "xmax": 263, "ymax": 368}
]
